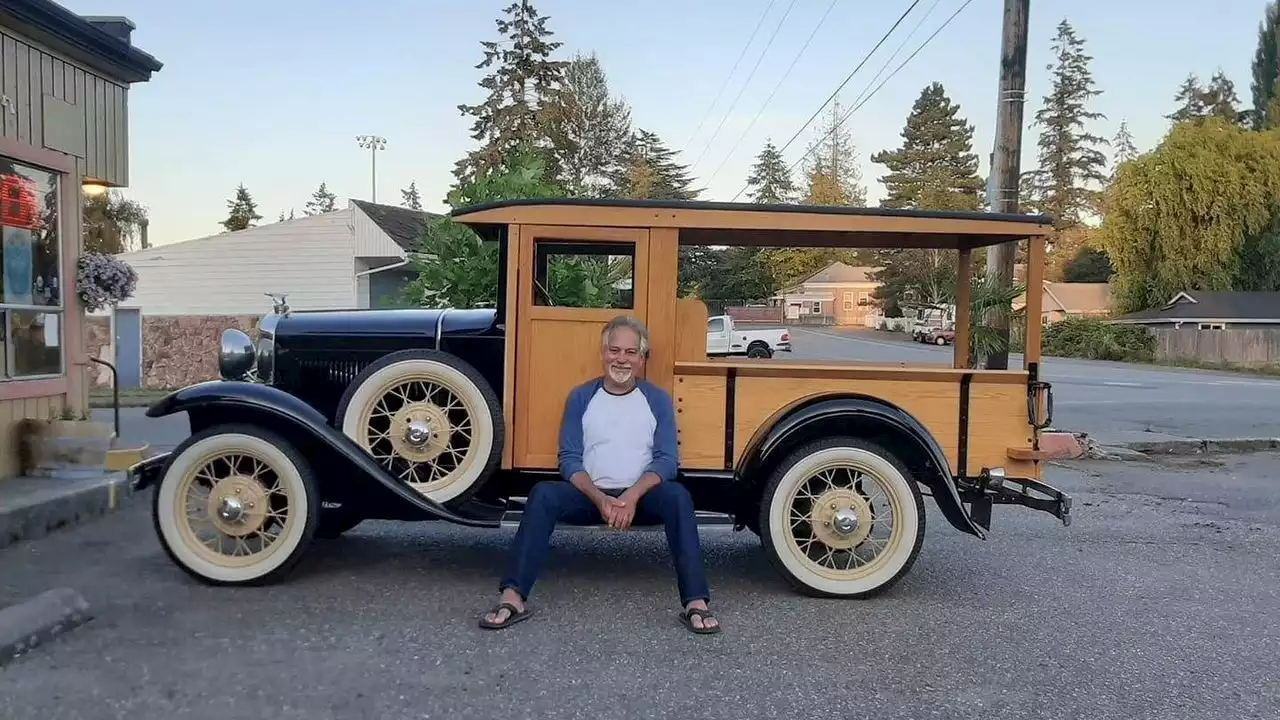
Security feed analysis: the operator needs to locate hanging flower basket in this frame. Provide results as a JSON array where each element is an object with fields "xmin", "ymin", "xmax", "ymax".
[{"xmin": 76, "ymin": 252, "xmax": 137, "ymax": 312}]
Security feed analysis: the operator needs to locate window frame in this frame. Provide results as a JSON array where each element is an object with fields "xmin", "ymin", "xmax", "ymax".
[{"xmin": 530, "ymin": 239, "xmax": 636, "ymax": 310}]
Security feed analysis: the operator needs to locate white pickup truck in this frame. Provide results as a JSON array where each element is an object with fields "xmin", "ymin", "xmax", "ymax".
[{"xmin": 706, "ymin": 315, "xmax": 791, "ymax": 358}]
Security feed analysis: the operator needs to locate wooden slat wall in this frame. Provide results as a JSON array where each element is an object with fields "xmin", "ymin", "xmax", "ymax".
[
  {"xmin": 0, "ymin": 394, "xmax": 65, "ymax": 478},
  {"xmin": 0, "ymin": 29, "xmax": 130, "ymax": 185}
]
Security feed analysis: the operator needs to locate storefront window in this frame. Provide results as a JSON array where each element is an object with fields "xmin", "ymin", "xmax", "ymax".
[{"xmin": 0, "ymin": 156, "xmax": 63, "ymax": 379}]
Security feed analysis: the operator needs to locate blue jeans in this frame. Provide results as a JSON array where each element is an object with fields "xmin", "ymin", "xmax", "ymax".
[{"xmin": 498, "ymin": 479, "xmax": 712, "ymax": 606}]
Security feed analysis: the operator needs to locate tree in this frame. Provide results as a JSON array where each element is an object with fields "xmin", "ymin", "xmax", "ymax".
[
  {"xmin": 744, "ymin": 140, "xmax": 796, "ymax": 204},
  {"xmin": 1168, "ymin": 71, "xmax": 1243, "ymax": 126},
  {"xmin": 82, "ymin": 191, "xmax": 148, "ymax": 255},
  {"xmin": 801, "ymin": 99, "xmax": 866, "ymax": 206},
  {"xmin": 678, "ymin": 246, "xmax": 775, "ymax": 308},
  {"xmin": 1167, "ymin": 74, "xmax": 1208, "ymax": 124},
  {"xmin": 1111, "ymin": 120, "xmax": 1138, "ymax": 173},
  {"xmin": 872, "ymin": 81, "xmax": 983, "ymax": 211},
  {"xmin": 1250, "ymin": 2, "xmax": 1280, "ymax": 130},
  {"xmin": 545, "ymin": 52, "xmax": 633, "ymax": 197},
  {"xmin": 401, "ymin": 181, "xmax": 423, "ymax": 210},
  {"xmin": 1062, "ymin": 245, "xmax": 1114, "ymax": 282},
  {"xmin": 1025, "ymin": 19, "xmax": 1109, "ymax": 231},
  {"xmin": 452, "ymin": 0, "xmax": 569, "ymax": 188},
  {"xmin": 220, "ymin": 184, "xmax": 262, "ymax": 232},
  {"xmin": 607, "ymin": 129, "xmax": 700, "ymax": 200},
  {"xmin": 1096, "ymin": 118, "xmax": 1280, "ymax": 313},
  {"xmin": 304, "ymin": 182, "xmax": 337, "ymax": 215}
]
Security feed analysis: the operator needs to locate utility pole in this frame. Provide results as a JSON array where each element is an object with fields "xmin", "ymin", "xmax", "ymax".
[
  {"xmin": 983, "ymin": 0, "xmax": 1030, "ymax": 370},
  {"xmin": 356, "ymin": 134, "xmax": 387, "ymax": 202}
]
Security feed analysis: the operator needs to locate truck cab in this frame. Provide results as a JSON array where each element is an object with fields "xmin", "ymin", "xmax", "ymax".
[{"xmin": 706, "ymin": 314, "xmax": 791, "ymax": 358}]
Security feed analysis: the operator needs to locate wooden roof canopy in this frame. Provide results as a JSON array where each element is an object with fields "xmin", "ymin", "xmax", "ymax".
[{"xmin": 450, "ymin": 198, "xmax": 1055, "ymax": 250}]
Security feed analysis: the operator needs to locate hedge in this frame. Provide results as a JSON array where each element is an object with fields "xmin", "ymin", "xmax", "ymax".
[{"xmin": 1040, "ymin": 316, "xmax": 1155, "ymax": 363}]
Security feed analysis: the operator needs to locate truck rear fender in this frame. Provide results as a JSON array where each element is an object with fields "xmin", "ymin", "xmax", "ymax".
[
  {"xmin": 735, "ymin": 394, "xmax": 984, "ymax": 538},
  {"xmin": 140, "ymin": 381, "xmax": 497, "ymax": 528}
]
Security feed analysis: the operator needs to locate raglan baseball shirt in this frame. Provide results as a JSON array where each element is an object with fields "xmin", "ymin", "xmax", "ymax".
[{"xmin": 557, "ymin": 377, "xmax": 679, "ymax": 490}]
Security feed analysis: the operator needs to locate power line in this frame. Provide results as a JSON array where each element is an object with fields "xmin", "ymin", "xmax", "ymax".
[
  {"xmin": 844, "ymin": 0, "xmax": 945, "ymax": 111},
  {"xmin": 688, "ymin": 0, "xmax": 801, "ymax": 171},
  {"xmin": 678, "ymin": 0, "xmax": 778, "ymax": 153},
  {"xmin": 730, "ymin": 0, "xmax": 974, "ymax": 200},
  {"xmin": 701, "ymin": 0, "xmax": 842, "ymax": 185}
]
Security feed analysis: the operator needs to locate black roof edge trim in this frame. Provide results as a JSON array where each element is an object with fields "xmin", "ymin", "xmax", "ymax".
[
  {"xmin": 4, "ymin": 0, "xmax": 163, "ymax": 80},
  {"xmin": 449, "ymin": 197, "xmax": 1056, "ymax": 226}
]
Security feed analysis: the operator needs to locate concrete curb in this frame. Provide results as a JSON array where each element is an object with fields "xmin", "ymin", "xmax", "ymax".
[
  {"xmin": 0, "ymin": 472, "xmax": 135, "ymax": 551},
  {"xmin": 1049, "ymin": 430, "xmax": 1280, "ymax": 461},
  {"xmin": 0, "ymin": 588, "xmax": 92, "ymax": 666}
]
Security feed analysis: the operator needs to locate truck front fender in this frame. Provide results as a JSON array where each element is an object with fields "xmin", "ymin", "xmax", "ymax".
[
  {"xmin": 739, "ymin": 395, "xmax": 985, "ymax": 539},
  {"xmin": 142, "ymin": 381, "xmax": 498, "ymax": 528}
]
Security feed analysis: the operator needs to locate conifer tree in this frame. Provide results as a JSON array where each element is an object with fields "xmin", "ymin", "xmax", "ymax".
[
  {"xmin": 453, "ymin": 1, "xmax": 569, "ymax": 188},
  {"xmin": 304, "ymin": 182, "xmax": 337, "ymax": 215},
  {"xmin": 744, "ymin": 140, "xmax": 796, "ymax": 204},
  {"xmin": 1169, "ymin": 72, "xmax": 1243, "ymax": 126},
  {"xmin": 871, "ymin": 81, "xmax": 983, "ymax": 211},
  {"xmin": 546, "ymin": 52, "xmax": 633, "ymax": 197},
  {"xmin": 1250, "ymin": 1, "xmax": 1280, "ymax": 130},
  {"xmin": 607, "ymin": 129, "xmax": 700, "ymax": 200},
  {"xmin": 221, "ymin": 184, "xmax": 262, "ymax": 232},
  {"xmin": 801, "ymin": 99, "xmax": 866, "ymax": 206},
  {"xmin": 401, "ymin": 181, "xmax": 423, "ymax": 210}
]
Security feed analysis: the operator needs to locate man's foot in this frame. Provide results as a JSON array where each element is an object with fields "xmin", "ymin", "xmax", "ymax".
[
  {"xmin": 479, "ymin": 589, "xmax": 530, "ymax": 630},
  {"xmin": 679, "ymin": 599, "xmax": 721, "ymax": 634}
]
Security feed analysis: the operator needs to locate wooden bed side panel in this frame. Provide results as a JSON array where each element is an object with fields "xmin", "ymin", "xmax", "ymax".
[
  {"xmin": 967, "ymin": 383, "xmax": 1040, "ymax": 479},
  {"xmin": 673, "ymin": 374, "xmax": 727, "ymax": 469},
  {"xmin": 731, "ymin": 376, "xmax": 962, "ymax": 470}
]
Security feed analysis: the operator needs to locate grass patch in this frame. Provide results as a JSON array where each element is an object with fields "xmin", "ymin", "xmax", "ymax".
[{"xmin": 89, "ymin": 387, "xmax": 175, "ymax": 408}]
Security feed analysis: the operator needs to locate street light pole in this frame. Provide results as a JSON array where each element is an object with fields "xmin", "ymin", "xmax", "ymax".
[{"xmin": 356, "ymin": 134, "xmax": 387, "ymax": 202}]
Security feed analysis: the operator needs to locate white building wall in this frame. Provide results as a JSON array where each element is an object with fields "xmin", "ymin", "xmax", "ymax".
[{"xmin": 107, "ymin": 210, "xmax": 358, "ymax": 315}]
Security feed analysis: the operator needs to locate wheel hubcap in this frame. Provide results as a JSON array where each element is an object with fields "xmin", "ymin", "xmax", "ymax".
[{"xmin": 207, "ymin": 475, "xmax": 269, "ymax": 537}]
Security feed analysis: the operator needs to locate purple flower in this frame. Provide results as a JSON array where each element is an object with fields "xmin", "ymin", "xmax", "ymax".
[{"xmin": 76, "ymin": 252, "xmax": 137, "ymax": 312}]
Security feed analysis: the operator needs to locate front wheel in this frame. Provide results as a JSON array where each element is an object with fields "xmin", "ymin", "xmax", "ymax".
[
  {"xmin": 152, "ymin": 424, "xmax": 319, "ymax": 586},
  {"xmin": 935, "ymin": 336, "xmax": 947, "ymax": 345},
  {"xmin": 759, "ymin": 436, "xmax": 925, "ymax": 598}
]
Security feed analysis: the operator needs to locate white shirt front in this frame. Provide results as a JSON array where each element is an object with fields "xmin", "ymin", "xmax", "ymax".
[{"xmin": 580, "ymin": 386, "xmax": 657, "ymax": 490}]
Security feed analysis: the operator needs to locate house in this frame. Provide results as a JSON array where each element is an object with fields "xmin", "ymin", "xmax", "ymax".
[
  {"xmin": 0, "ymin": 2, "xmax": 161, "ymax": 479},
  {"xmin": 1110, "ymin": 291, "xmax": 1280, "ymax": 369},
  {"xmin": 771, "ymin": 261, "xmax": 882, "ymax": 326},
  {"xmin": 1014, "ymin": 281, "xmax": 1112, "ymax": 325},
  {"xmin": 86, "ymin": 198, "xmax": 437, "ymax": 390}
]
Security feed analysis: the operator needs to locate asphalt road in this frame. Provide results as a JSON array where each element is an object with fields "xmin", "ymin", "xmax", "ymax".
[
  {"xmin": 2, "ymin": 452, "xmax": 1278, "ymax": 719},
  {"xmin": 783, "ymin": 326, "xmax": 1280, "ymax": 445}
]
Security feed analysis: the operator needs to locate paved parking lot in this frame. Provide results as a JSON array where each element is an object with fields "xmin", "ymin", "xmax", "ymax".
[{"xmin": 3, "ymin": 452, "xmax": 1278, "ymax": 719}]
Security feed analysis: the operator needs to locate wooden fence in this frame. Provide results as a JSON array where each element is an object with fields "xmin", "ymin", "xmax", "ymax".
[{"xmin": 1150, "ymin": 327, "xmax": 1280, "ymax": 368}]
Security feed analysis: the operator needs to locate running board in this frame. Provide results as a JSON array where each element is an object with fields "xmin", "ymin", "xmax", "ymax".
[{"xmin": 497, "ymin": 510, "xmax": 737, "ymax": 530}]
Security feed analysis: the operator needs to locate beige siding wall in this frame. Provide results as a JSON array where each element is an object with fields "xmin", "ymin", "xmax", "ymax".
[
  {"xmin": 0, "ymin": 394, "xmax": 67, "ymax": 478},
  {"xmin": 351, "ymin": 206, "xmax": 406, "ymax": 258},
  {"xmin": 0, "ymin": 29, "xmax": 130, "ymax": 185}
]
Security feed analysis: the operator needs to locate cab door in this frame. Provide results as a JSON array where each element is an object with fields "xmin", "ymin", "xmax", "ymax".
[
  {"xmin": 706, "ymin": 316, "xmax": 730, "ymax": 355},
  {"xmin": 512, "ymin": 225, "xmax": 650, "ymax": 469}
]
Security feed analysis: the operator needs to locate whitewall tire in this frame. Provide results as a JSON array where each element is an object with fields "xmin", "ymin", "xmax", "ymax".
[
  {"xmin": 153, "ymin": 424, "xmax": 318, "ymax": 586},
  {"xmin": 760, "ymin": 436, "xmax": 925, "ymax": 598},
  {"xmin": 337, "ymin": 349, "xmax": 502, "ymax": 506}
]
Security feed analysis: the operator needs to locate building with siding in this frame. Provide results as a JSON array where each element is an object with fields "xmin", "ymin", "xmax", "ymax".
[
  {"xmin": 0, "ymin": 1, "xmax": 161, "ymax": 478},
  {"xmin": 87, "ymin": 199, "xmax": 437, "ymax": 390}
]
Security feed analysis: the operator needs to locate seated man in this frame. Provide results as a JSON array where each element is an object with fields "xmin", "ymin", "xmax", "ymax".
[{"xmin": 479, "ymin": 314, "xmax": 720, "ymax": 634}]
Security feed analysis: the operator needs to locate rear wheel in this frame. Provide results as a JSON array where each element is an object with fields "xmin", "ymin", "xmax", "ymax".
[
  {"xmin": 153, "ymin": 424, "xmax": 319, "ymax": 586},
  {"xmin": 746, "ymin": 342, "xmax": 772, "ymax": 359},
  {"xmin": 759, "ymin": 436, "xmax": 925, "ymax": 598},
  {"xmin": 935, "ymin": 335, "xmax": 947, "ymax": 345}
]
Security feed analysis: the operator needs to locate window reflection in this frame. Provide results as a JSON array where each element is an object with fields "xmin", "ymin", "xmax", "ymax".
[
  {"xmin": 7, "ymin": 310, "xmax": 61, "ymax": 377},
  {"xmin": 0, "ymin": 158, "xmax": 61, "ymax": 308}
]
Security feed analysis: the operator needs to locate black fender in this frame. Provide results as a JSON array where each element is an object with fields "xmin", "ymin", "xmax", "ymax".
[
  {"xmin": 139, "ymin": 380, "xmax": 498, "ymax": 528},
  {"xmin": 737, "ymin": 395, "xmax": 985, "ymax": 539}
]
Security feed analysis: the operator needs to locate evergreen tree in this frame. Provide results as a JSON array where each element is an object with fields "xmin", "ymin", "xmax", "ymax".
[
  {"xmin": 744, "ymin": 140, "xmax": 796, "ymax": 203},
  {"xmin": 801, "ymin": 99, "xmax": 866, "ymax": 206},
  {"xmin": 545, "ymin": 52, "xmax": 633, "ymax": 197},
  {"xmin": 871, "ymin": 81, "xmax": 983, "ymax": 211},
  {"xmin": 1167, "ymin": 74, "xmax": 1208, "ymax": 123},
  {"xmin": 1169, "ymin": 71, "xmax": 1244, "ymax": 126},
  {"xmin": 1061, "ymin": 246, "xmax": 1113, "ymax": 282},
  {"xmin": 220, "ymin": 184, "xmax": 262, "ymax": 232},
  {"xmin": 304, "ymin": 182, "xmax": 337, "ymax": 215},
  {"xmin": 1026, "ymin": 19, "xmax": 1109, "ymax": 231},
  {"xmin": 277, "ymin": 211, "xmax": 286, "ymax": 223},
  {"xmin": 401, "ymin": 181, "xmax": 423, "ymax": 210},
  {"xmin": 1112, "ymin": 120, "xmax": 1138, "ymax": 166},
  {"xmin": 453, "ymin": 1, "xmax": 569, "ymax": 188},
  {"xmin": 607, "ymin": 129, "xmax": 700, "ymax": 200},
  {"xmin": 1250, "ymin": 2, "xmax": 1280, "ymax": 130}
]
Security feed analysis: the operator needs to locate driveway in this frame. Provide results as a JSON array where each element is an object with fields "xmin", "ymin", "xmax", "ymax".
[
  {"xmin": 785, "ymin": 326, "xmax": 1280, "ymax": 445},
  {"xmin": 2, "ymin": 453, "xmax": 1278, "ymax": 718}
]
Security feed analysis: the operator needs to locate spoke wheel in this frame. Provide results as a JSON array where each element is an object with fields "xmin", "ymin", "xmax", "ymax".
[
  {"xmin": 153, "ymin": 424, "xmax": 318, "ymax": 585},
  {"xmin": 338, "ymin": 350, "xmax": 501, "ymax": 506},
  {"xmin": 761, "ymin": 436, "xmax": 924, "ymax": 598}
]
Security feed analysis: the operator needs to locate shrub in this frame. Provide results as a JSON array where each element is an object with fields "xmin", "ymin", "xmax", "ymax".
[{"xmin": 1041, "ymin": 316, "xmax": 1155, "ymax": 362}]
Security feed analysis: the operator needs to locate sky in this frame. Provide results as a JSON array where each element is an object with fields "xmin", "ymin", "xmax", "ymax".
[{"xmin": 57, "ymin": 0, "xmax": 1264, "ymax": 247}]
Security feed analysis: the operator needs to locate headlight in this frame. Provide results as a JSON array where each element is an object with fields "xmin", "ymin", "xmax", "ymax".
[{"xmin": 219, "ymin": 329, "xmax": 255, "ymax": 380}]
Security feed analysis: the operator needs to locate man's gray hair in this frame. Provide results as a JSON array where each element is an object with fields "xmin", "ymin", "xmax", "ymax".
[{"xmin": 602, "ymin": 314, "xmax": 649, "ymax": 356}]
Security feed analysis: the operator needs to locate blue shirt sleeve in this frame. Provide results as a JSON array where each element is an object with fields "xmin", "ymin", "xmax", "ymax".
[
  {"xmin": 640, "ymin": 382, "xmax": 679, "ymax": 482},
  {"xmin": 557, "ymin": 381, "xmax": 593, "ymax": 481}
]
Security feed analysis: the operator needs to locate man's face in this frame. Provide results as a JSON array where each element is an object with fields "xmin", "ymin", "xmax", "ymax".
[{"xmin": 603, "ymin": 327, "xmax": 645, "ymax": 385}]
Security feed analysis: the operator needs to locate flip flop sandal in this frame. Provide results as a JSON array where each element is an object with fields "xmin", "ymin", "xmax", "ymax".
[
  {"xmin": 478, "ymin": 602, "xmax": 531, "ymax": 630},
  {"xmin": 679, "ymin": 607, "xmax": 722, "ymax": 634}
]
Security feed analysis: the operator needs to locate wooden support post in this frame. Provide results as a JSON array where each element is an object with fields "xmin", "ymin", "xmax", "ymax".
[
  {"xmin": 1023, "ymin": 236, "xmax": 1045, "ymax": 368},
  {"xmin": 954, "ymin": 248, "xmax": 972, "ymax": 368},
  {"xmin": 984, "ymin": 0, "xmax": 1030, "ymax": 370}
]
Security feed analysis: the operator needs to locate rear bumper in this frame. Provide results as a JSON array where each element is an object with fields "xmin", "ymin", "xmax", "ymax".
[
  {"xmin": 956, "ymin": 468, "xmax": 1072, "ymax": 531},
  {"xmin": 128, "ymin": 452, "xmax": 170, "ymax": 491}
]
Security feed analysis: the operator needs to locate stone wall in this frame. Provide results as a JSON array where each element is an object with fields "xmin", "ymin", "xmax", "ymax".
[{"xmin": 86, "ymin": 315, "xmax": 262, "ymax": 389}]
